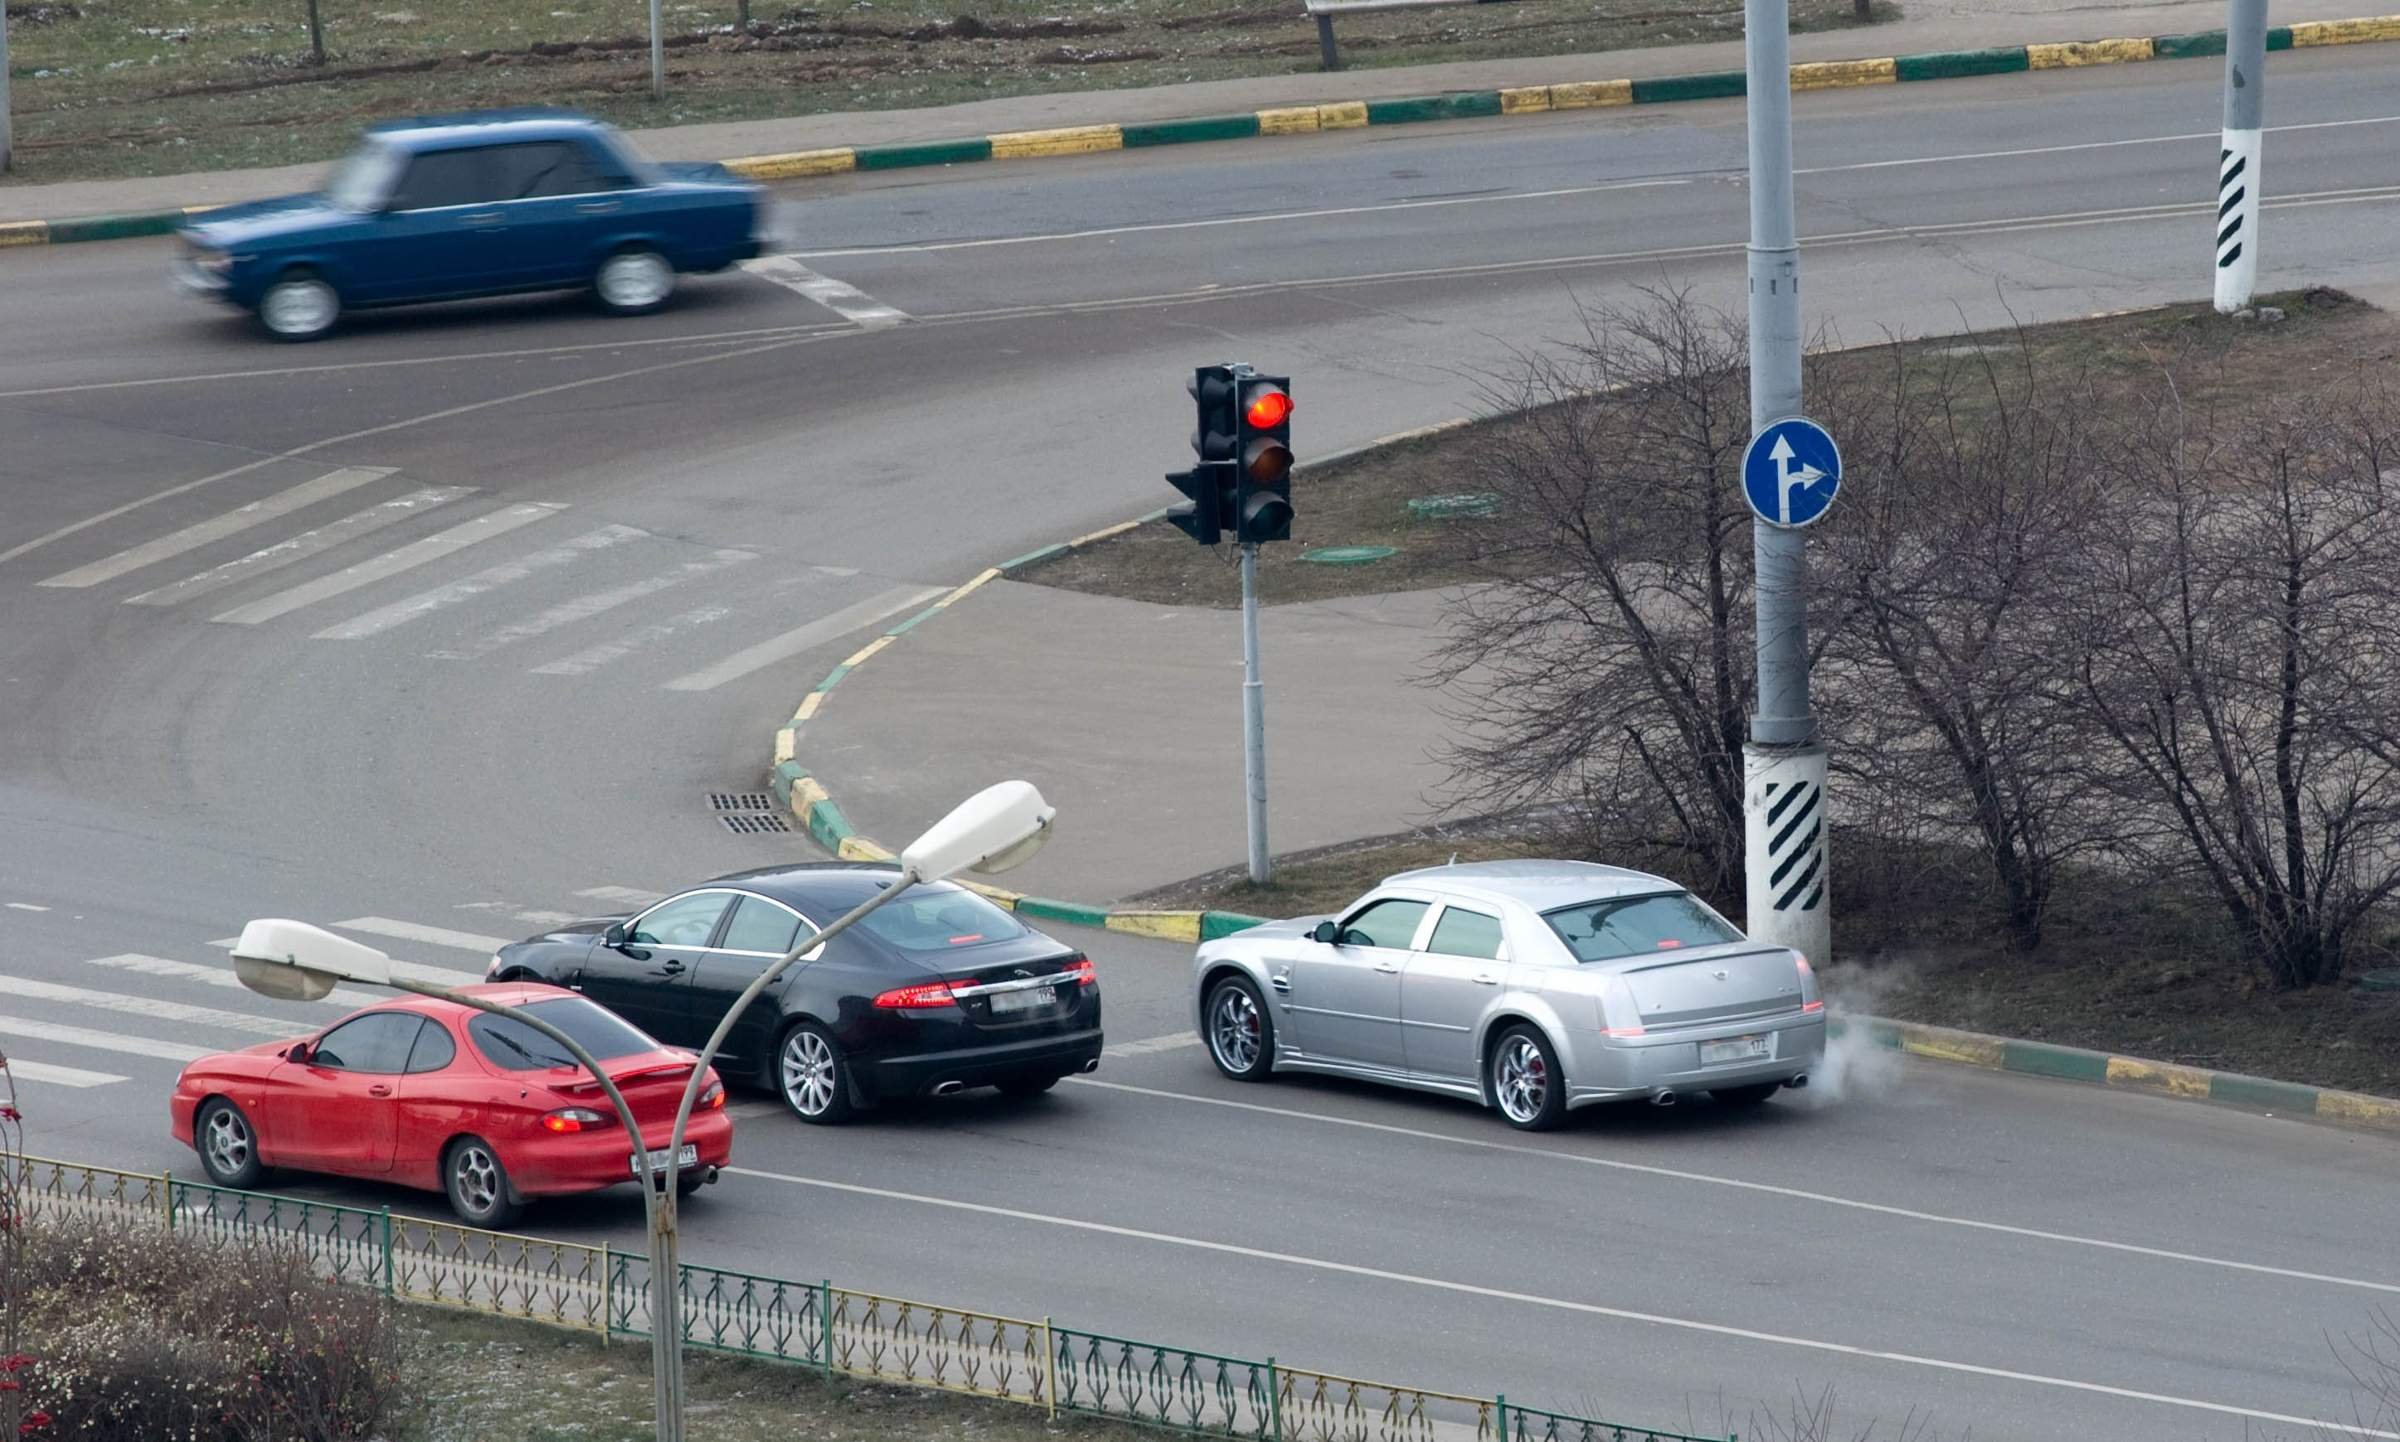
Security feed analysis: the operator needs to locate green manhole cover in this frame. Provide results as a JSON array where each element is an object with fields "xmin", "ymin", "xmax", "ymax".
[
  {"xmin": 1407, "ymin": 492, "xmax": 1501, "ymax": 520},
  {"xmin": 1301, "ymin": 545, "xmax": 1398, "ymax": 566},
  {"xmin": 2358, "ymin": 968, "xmax": 2400, "ymax": 993}
]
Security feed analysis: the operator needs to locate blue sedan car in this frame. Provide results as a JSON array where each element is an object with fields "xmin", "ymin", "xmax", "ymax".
[{"xmin": 176, "ymin": 110, "xmax": 766, "ymax": 341}]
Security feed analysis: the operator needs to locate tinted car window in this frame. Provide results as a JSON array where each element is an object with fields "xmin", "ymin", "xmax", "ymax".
[
  {"xmin": 405, "ymin": 1020, "xmax": 457, "ymax": 1074},
  {"xmin": 310, "ymin": 1013, "xmax": 425, "ymax": 1073},
  {"xmin": 857, "ymin": 886, "xmax": 1030, "ymax": 955},
  {"xmin": 629, "ymin": 892, "xmax": 731, "ymax": 947},
  {"xmin": 719, "ymin": 895, "xmax": 811, "ymax": 955},
  {"xmin": 388, "ymin": 148, "xmax": 497, "ymax": 211},
  {"xmin": 1338, "ymin": 899, "xmax": 1429, "ymax": 950},
  {"xmin": 488, "ymin": 141, "xmax": 621, "ymax": 199},
  {"xmin": 469, "ymin": 999, "xmax": 656, "ymax": 1072},
  {"xmin": 1425, "ymin": 907, "xmax": 1503, "ymax": 960},
  {"xmin": 1544, "ymin": 892, "xmax": 1742, "ymax": 963}
]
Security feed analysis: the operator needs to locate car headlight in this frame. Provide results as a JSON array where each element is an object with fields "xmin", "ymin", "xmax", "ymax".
[{"xmin": 189, "ymin": 247, "xmax": 234, "ymax": 276}]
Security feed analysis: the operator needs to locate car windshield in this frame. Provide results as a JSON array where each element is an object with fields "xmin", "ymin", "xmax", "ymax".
[
  {"xmin": 467, "ymin": 998, "xmax": 656, "ymax": 1071},
  {"xmin": 323, "ymin": 140, "xmax": 404, "ymax": 212},
  {"xmin": 856, "ymin": 885, "xmax": 1032, "ymax": 954},
  {"xmin": 1543, "ymin": 892, "xmax": 1742, "ymax": 962}
]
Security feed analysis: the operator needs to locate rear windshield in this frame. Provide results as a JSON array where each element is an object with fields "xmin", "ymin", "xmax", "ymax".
[
  {"xmin": 469, "ymin": 999, "xmax": 656, "ymax": 1071},
  {"xmin": 1543, "ymin": 893, "xmax": 1742, "ymax": 963},
  {"xmin": 857, "ymin": 885, "xmax": 1032, "ymax": 955}
]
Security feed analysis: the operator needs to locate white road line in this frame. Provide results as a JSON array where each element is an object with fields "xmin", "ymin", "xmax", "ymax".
[
  {"xmin": 1070, "ymin": 1078, "xmax": 2400, "ymax": 1297},
  {"xmin": 576, "ymin": 887, "xmax": 661, "ymax": 907},
  {"xmin": 0, "ymin": 976, "xmax": 300, "ymax": 1038},
  {"xmin": 312, "ymin": 523, "xmax": 647, "ymax": 640},
  {"xmin": 1793, "ymin": 111, "xmax": 2400, "ymax": 178},
  {"xmin": 726, "ymin": 1101, "xmax": 784, "ymax": 1121},
  {"xmin": 661, "ymin": 584, "xmax": 945, "ymax": 693},
  {"xmin": 334, "ymin": 917, "xmax": 510, "ymax": 954},
  {"xmin": 205, "ymin": 935, "xmax": 482, "ymax": 988},
  {"xmin": 532, "ymin": 604, "xmax": 732, "ymax": 676},
  {"xmin": 1, "ymin": 1058, "xmax": 131, "ymax": 1088},
  {"xmin": 0, "ymin": 1016, "xmax": 214, "ymax": 1064},
  {"xmin": 729, "ymin": 1163, "xmax": 2399, "ymax": 1440},
  {"xmin": 1108, "ymin": 1033, "xmax": 1202, "ymax": 1057},
  {"xmin": 456, "ymin": 903, "xmax": 583, "ymax": 927},
  {"xmin": 38, "ymin": 466, "xmax": 395, "ymax": 590},
  {"xmin": 82, "ymin": 953, "xmax": 378, "ymax": 1009},
  {"xmin": 209, "ymin": 502, "xmax": 565, "ymax": 626},
  {"xmin": 125, "ymin": 486, "xmax": 474, "ymax": 608},
  {"xmin": 426, "ymin": 549, "xmax": 758, "ymax": 661},
  {"xmin": 6, "ymin": 902, "xmax": 48, "ymax": 912},
  {"xmin": 742, "ymin": 256, "xmax": 912, "ymax": 328}
]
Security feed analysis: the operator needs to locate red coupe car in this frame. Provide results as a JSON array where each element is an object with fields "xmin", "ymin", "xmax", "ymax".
[{"xmin": 170, "ymin": 982, "xmax": 734, "ymax": 1227}]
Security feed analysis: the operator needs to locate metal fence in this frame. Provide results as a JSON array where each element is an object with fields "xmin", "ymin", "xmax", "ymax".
[{"xmin": 11, "ymin": 1154, "xmax": 1726, "ymax": 1442}]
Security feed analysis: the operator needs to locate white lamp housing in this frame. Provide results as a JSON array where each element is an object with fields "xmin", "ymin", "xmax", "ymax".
[
  {"xmin": 231, "ymin": 918, "xmax": 395, "ymax": 1001},
  {"xmin": 901, "ymin": 780, "xmax": 1056, "ymax": 882}
]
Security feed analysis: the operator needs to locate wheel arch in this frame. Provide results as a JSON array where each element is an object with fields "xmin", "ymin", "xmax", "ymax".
[{"xmin": 1476, "ymin": 1011, "xmax": 1562, "ymax": 1105}]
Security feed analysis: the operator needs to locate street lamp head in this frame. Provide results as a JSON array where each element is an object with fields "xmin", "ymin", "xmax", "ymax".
[
  {"xmin": 901, "ymin": 780, "xmax": 1056, "ymax": 882},
  {"xmin": 231, "ymin": 918, "xmax": 395, "ymax": 1000}
]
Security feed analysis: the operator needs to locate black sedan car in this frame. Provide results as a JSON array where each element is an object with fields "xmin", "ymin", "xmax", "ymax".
[{"xmin": 485, "ymin": 864, "xmax": 1102, "ymax": 1123}]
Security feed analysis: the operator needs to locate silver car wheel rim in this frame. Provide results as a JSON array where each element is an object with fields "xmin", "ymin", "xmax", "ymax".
[
  {"xmin": 1210, "ymin": 988, "xmax": 1261, "ymax": 1072},
  {"xmin": 203, "ymin": 1108, "xmax": 251, "ymax": 1176},
  {"xmin": 782, "ymin": 1031, "xmax": 837, "ymax": 1116},
  {"xmin": 453, "ymin": 1145, "xmax": 501, "ymax": 1217},
  {"xmin": 262, "ymin": 279, "xmax": 336, "ymax": 336},
  {"xmin": 1494, "ymin": 1036, "xmax": 1548, "ymax": 1123},
  {"xmin": 599, "ymin": 252, "xmax": 671, "ymax": 309}
]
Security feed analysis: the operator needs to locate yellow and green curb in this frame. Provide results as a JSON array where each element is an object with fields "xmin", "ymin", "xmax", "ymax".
[{"xmin": 10, "ymin": 15, "xmax": 2400, "ymax": 249}]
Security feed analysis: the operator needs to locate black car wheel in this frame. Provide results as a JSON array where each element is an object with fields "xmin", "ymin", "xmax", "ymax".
[
  {"xmin": 777, "ymin": 1021, "xmax": 856, "ymax": 1125},
  {"xmin": 195, "ymin": 1098, "xmax": 266, "ymax": 1188},
  {"xmin": 995, "ymin": 1073, "xmax": 1060, "ymax": 1098},
  {"xmin": 257, "ymin": 268, "xmax": 341, "ymax": 343},
  {"xmin": 1203, "ymin": 975, "xmax": 1275, "ymax": 1082},
  {"xmin": 1710, "ymin": 1082, "xmax": 1783, "ymax": 1109},
  {"xmin": 1488, "ymin": 1025, "xmax": 1567, "ymax": 1132},
  {"xmin": 443, "ymin": 1136, "xmax": 522, "ymax": 1228},
  {"xmin": 594, "ymin": 247, "xmax": 675, "ymax": 315}
]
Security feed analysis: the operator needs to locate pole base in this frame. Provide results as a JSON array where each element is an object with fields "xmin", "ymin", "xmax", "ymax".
[{"xmin": 1743, "ymin": 743, "xmax": 1830, "ymax": 962}]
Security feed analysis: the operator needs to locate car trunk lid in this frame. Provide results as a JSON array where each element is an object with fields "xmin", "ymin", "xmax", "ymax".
[
  {"xmin": 547, "ymin": 1050, "xmax": 703, "ymax": 1127},
  {"xmin": 905, "ymin": 937, "xmax": 1091, "ymax": 1034},
  {"xmin": 1618, "ymin": 943, "xmax": 1804, "ymax": 1028}
]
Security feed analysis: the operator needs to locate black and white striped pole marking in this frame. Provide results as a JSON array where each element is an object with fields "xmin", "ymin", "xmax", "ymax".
[
  {"xmin": 2215, "ymin": 0, "xmax": 2267, "ymax": 314},
  {"xmin": 1747, "ymin": 764, "xmax": 1827, "ymax": 924}
]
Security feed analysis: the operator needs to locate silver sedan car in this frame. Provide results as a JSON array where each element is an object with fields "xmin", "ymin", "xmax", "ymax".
[{"xmin": 1189, "ymin": 860, "xmax": 1824, "ymax": 1130}]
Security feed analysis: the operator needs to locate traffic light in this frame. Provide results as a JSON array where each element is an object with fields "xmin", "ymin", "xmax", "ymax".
[
  {"xmin": 1165, "ymin": 364, "xmax": 1241, "ymax": 545},
  {"xmin": 1234, "ymin": 374, "xmax": 1294, "ymax": 544}
]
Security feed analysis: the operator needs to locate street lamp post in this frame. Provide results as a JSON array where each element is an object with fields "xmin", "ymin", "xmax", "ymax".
[{"xmin": 230, "ymin": 780, "xmax": 1056, "ymax": 1442}]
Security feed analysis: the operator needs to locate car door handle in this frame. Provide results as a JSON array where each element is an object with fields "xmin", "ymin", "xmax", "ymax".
[
  {"xmin": 658, "ymin": 959, "xmax": 685, "ymax": 975},
  {"xmin": 1373, "ymin": 960, "xmax": 1403, "ymax": 974},
  {"xmin": 1472, "ymin": 973, "xmax": 1501, "ymax": 986},
  {"xmin": 367, "ymin": 1084, "xmax": 392, "ymax": 1097},
  {"xmin": 1270, "ymin": 973, "xmax": 1291, "ymax": 993},
  {"xmin": 577, "ymin": 201, "xmax": 621, "ymax": 214},
  {"xmin": 459, "ymin": 211, "xmax": 504, "ymax": 227}
]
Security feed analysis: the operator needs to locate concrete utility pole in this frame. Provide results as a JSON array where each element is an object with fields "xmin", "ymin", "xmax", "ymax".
[
  {"xmin": 1, "ymin": 3, "xmax": 14, "ymax": 176},
  {"xmin": 1741, "ymin": 0, "xmax": 1832, "ymax": 963},
  {"xmin": 2214, "ymin": 0, "xmax": 2267, "ymax": 313}
]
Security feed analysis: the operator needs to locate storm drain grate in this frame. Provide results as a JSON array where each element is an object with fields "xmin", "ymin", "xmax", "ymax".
[
  {"xmin": 720, "ymin": 813, "xmax": 792, "ymax": 835},
  {"xmin": 711, "ymin": 792, "xmax": 790, "ymax": 834}
]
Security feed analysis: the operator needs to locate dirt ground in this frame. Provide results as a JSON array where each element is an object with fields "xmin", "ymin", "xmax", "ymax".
[{"xmin": 0, "ymin": 0, "xmax": 1885, "ymax": 183}]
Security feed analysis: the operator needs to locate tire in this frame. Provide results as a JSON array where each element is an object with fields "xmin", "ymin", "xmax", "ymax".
[
  {"xmin": 1487, "ymin": 1025, "xmax": 1567, "ymax": 1132},
  {"xmin": 593, "ymin": 247, "xmax": 675, "ymax": 316},
  {"xmin": 1203, "ymin": 975, "xmax": 1276, "ymax": 1082},
  {"xmin": 1710, "ymin": 1082, "xmax": 1782, "ymax": 1109},
  {"xmin": 195, "ymin": 1098, "xmax": 266, "ymax": 1189},
  {"xmin": 994, "ymin": 1073, "xmax": 1060, "ymax": 1098},
  {"xmin": 256, "ymin": 269, "xmax": 341, "ymax": 343},
  {"xmin": 443, "ymin": 1136, "xmax": 522, "ymax": 1229},
  {"xmin": 776, "ymin": 1021, "xmax": 857, "ymax": 1125}
]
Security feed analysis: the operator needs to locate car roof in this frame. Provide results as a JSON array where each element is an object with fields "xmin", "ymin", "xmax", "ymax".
[
  {"xmin": 685, "ymin": 861, "xmax": 917, "ymax": 913},
  {"xmin": 351, "ymin": 982, "xmax": 581, "ymax": 1019},
  {"xmin": 1379, "ymin": 859, "xmax": 1680, "ymax": 912},
  {"xmin": 364, "ymin": 107, "xmax": 608, "ymax": 150}
]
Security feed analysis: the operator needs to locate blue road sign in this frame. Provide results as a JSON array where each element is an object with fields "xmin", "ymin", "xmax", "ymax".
[{"xmin": 1742, "ymin": 417, "xmax": 1842, "ymax": 529}]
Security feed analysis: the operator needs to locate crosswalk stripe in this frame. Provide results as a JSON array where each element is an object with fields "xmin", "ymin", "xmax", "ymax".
[
  {"xmin": 312, "ymin": 523, "xmax": 648, "ymax": 641},
  {"xmin": 210, "ymin": 502, "xmax": 565, "ymax": 626},
  {"xmin": 741, "ymin": 256, "xmax": 912, "ymax": 329},
  {"xmin": 662, "ymin": 584, "xmax": 945, "ymax": 693},
  {"xmin": 205, "ymin": 936, "xmax": 483, "ymax": 989},
  {"xmin": 532, "ymin": 603, "xmax": 732, "ymax": 677},
  {"xmin": 455, "ymin": 903, "xmax": 584, "ymax": 928},
  {"xmin": 83, "ymin": 952, "xmax": 378, "ymax": 1009},
  {"xmin": 3, "ymin": 1059, "xmax": 132, "ymax": 1088},
  {"xmin": 0, "ymin": 1015, "xmax": 214, "ymax": 1064},
  {"xmin": 1109, "ymin": 1033, "xmax": 1203, "ymax": 1058},
  {"xmin": 333, "ymin": 917, "xmax": 510, "ymax": 955},
  {"xmin": 125, "ymin": 486, "xmax": 473, "ymax": 608},
  {"xmin": 426, "ymin": 549, "xmax": 759, "ymax": 662},
  {"xmin": 0, "ymin": 976, "xmax": 300, "ymax": 1037},
  {"xmin": 38, "ymin": 466, "xmax": 395, "ymax": 590},
  {"xmin": 576, "ymin": 887, "xmax": 660, "ymax": 908}
]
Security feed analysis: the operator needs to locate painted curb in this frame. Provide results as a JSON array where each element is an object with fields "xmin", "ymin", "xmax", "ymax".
[{"xmin": 10, "ymin": 14, "xmax": 2400, "ymax": 249}]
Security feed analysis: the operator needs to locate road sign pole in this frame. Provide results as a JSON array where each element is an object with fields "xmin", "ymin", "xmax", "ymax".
[
  {"xmin": 1742, "ymin": 0, "xmax": 1831, "ymax": 962},
  {"xmin": 2214, "ymin": 0, "xmax": 2267, "ymax": 313},
  {"xmin": 1240, "ymin": 541, "xmax": 1272, "ymax": 886}
]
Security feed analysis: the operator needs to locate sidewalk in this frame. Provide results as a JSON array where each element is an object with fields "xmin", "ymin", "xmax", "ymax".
[{"xmin": 0, "ymin": 0, "xmax": 2379, "ymax": 225}]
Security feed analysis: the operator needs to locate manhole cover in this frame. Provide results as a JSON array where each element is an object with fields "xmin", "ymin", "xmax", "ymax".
[
  {"xmin": 719, "ymin": 812, "xmax": 792, "ymax": 835},
  {"xmin": 710, "ymin": 792, "xmax": 778, "ymax": 812},
  {"xmin": 1301, "ymin": 545, "xmax": 1397, "ymax": 566},
  {"xmin": 1407, "ymin": 492, "xmax": 1500, "ymax": 520}
]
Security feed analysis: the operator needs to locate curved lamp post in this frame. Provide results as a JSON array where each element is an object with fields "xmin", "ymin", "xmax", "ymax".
[{"xmin": 231, "ymin": 779, "xmax": 1056, "ymax": 1442}]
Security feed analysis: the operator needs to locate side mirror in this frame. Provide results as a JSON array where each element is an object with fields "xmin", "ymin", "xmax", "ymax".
[
  {"xmin": 603, "ymin": 922, "xmax": 627, "ymax": 948},
  {"xmin": 286, "ymin": 1041, "xmax": 313, "ymax": 1064},
  {"xmin": 1310, "ymin": 921, "xmax": 1339, "ymax": 945}
]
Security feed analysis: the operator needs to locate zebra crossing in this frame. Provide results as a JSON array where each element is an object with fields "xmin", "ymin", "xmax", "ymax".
[{"xmin": 7, "ymin": 461, "xmax": 945, "ymax": 692}]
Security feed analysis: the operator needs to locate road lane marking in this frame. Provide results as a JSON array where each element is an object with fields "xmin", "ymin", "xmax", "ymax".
[
  {"xmin": 6, "ymin": 902, "xmax": 48, "ymax": 912},
  {"xmin": 426, "ymin": 550, "xmax": 758, "ymax": 661},
  {"xmin": 210, "ymin": 503, "xmax": 565, "ymax": 626},
  {"xmin": 532, "ymin": 603, "xmax": 733, "ymax": 676},
  {"xmin": 576, "ymin": 887, "xmax": 660, "ymax": 908},
  {"xmin": 1792, "ymin": 111, "xmax": 2400, "ymax": 178},
  {"xmin": 38, "ymin": 466, "xmax": 394, "ymax": 589},
  {"xmin": 1069, "ymin": 1078, "xmax": 2400, "ymax": 1297},
  {"xmin": 82, "ymin": 952, "xmax": 377, "ymax": 1009},
  {"xmin": 741, "ymin": 256, "xmax": 911, "ymax": 328},
  {"xmin": 0, "ymin": 1059, "xmax": 130, "ymax": 1088},
  {"xmin": 661, "ymin": 584, "xmax": 945, "ymax": 692},
  {"xmin": 334, "ymin": 917, "xmax": 510, "ymax": 954},
  {"xmin": 0, "ymin": 977, "xmax": 301, "ymax": 1038},
  {"xmin": 125, "ymin": 486, "xmax": 474, "ymax": 607},
  {"xmin": 1109, "ymin": 1033, "xmax": 1203, "ymax": 1057},
  {"xmin": 311, "ymin": 523, "xmax": 647, "ymax": 640},
  {"xmin": 726, "ymin": 1101, "xmax": 783, "ymax": 1121},
  {"xmin": 0, "ymin": 1016, "xmax": 213, "ymax": 1064},
  {"xmin": 728, "ymin": 1162, "xmax": 2397, "ymax": 1439},
  {"xmin": 456, "ymin": 903, "xmax": 583, "ymax": 927},
  {"xmin": 207, "ymin": 935, "xmax": 482, "ymax": 988}
]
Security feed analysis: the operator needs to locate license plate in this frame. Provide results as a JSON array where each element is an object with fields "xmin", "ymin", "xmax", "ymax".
[
  {"xmin": 630, "ymin": 1144, "xmax": 699, "ymax": 1178},
  {"xmin": 988, "ymin": 986, "xmax": 1056, "ymax": 1014},
  {"xmin": 1700, "ymin": 1035, "xmax": 1772, "ymax": 1066}
]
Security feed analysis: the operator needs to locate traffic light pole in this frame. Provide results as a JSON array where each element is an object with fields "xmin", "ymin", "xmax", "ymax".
[
  {"xmin": 1240, "ymin": 543, "xmax": 1271, "ymax": 885},
  {"xmin": 1741, "ymin": 0, "xmax": 1831, "ymax": 963}
]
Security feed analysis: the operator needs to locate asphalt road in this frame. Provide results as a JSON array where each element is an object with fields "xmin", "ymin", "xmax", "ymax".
[{"xmin": 2, "ymin": 46, "xmax": 2398, "ymax": 1441}]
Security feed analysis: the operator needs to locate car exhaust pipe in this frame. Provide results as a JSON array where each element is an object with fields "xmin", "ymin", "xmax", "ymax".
[
  {"xmin": 932, "ymin": 1080, "xmax": 966, "ymax": 1096},
  {"xmin": 1080, "ymin": 1057, "xmax": 1099, "ymax": 1073},
  {"xmin": 1784, "ymin": 1074, "xmax": 1810, "ymax": 1091},
  {"xmin": 1648, "ymin": 1088, "xmax": 1677, "ymax": 1107},
  {"xmin": 701, "ymin": 1165, "xmax": 721, "ymax": 1186}
]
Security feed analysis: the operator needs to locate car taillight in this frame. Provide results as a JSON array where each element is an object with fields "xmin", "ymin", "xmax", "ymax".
[
  {"xmin": 1601, "ymin": 1025, "xmax": 1648, "ymax": 1038},
  {"xmin": 540, "ymin": 1107, "xmax": 607, "ymax": 1133},
  {"xmin": 1795, "ymin": 952, "xmax": 1824, "ymax": 1011},
  {"xmin": 701, "ymin": 1080, "xmax": 725, "ymax": 1110},
  {"xmin": 874, "ymin": 979, "xmax": 968, "ymax": 1010},
  {"xmin": 1060, "ymin": 956, "xmax": 1096, "ymax": 987}
]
